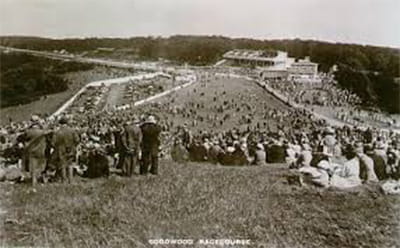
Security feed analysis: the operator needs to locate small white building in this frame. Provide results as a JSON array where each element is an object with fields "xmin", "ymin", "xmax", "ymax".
[
  {"xmin": 259, "ymin": 65, "xmax": 288, "ymax": 80},
  {"xmin": 287, "ymin": 57, "xmax": 318, "ymax": 79}
]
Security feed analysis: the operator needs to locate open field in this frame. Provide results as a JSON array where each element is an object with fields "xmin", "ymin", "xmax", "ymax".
[
  {"xmin": 1, "ymin": 161, "xmax": 399, "ymax": 247},
  {"xmin": 135, "ymin": 76, "xmax": 292, "ymax": 133}
]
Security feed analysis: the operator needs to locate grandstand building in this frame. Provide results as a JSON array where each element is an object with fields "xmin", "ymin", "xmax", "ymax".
[
  {"xmin": 222, "ymin": 49, "xmax": 319, "ymax": 82},
  {"xmin": 287, "ymin": 57, "xmax": 318, "ymax": 78},
  {"xmin": 222, "ymin": 49, "xmax": 292, "ymax": 68}
]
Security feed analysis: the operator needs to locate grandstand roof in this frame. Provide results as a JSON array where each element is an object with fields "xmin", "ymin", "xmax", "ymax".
[{"xmin": 223, "ymin": 49, "xmax": 285, "ymax": 62}]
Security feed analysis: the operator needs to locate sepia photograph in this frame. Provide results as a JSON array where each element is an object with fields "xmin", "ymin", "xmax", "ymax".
[{"xmin": 0, "ymin": 0, "xmax": 399, "ymax": 247}]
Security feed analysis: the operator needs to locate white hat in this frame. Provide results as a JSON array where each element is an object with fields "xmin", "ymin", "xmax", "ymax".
[
  {"xmin": 302, "ymin": 143, "xmax": 312, "ymax": 151},
  {"xmin": 47, "ymin": 116, "xmax": 55, "ymax": 122},
  {"xmin": 226, "ymin": 146, "xmax": 235, "ymax": 153},
  {"xmin": 374, "ymin": 141, "xmax": 385, "ymax": 150},
  {"xmin": 86, "ymin": 141, "xmax": 95, "ymax": 149},
  {"xmin": 256, "ymin": 143, "xmax": 264, "ymax": 150},
  {"xmin": 132, "ymin": 115, "xmax": 141, "ymax": 124},
  {"xmin": 324, "ymin": 126, "xmax": 335, "ymax": 135},
  {"xmin": 31, "ymin": 115, "xmax": 40, "ymax": 122},
  {"xmin": 146, "ymin": 115, "xmax": 157, "ymax": 124},
  {"xmin": 90, "ymin": 135, "xmax": 100, "ymax": 142}
]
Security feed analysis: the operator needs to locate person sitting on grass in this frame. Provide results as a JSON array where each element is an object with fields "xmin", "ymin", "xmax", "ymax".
[
  {"xmin": 291, "ymin": 143, "xmax": 312, "ymax": 169},
  {"xmin": 329, "ymin": 143, "xmax": 362, "ymax": 189},
  {"xmin": 252, "ymin": 143, "xmax": 266, "ymax": 166}
]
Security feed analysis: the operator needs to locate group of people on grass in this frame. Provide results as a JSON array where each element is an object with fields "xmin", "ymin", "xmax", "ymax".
[
  {"xmin": 267, "ymin": 78, "xmax": 362, "ymax": 108},
  {"xmin": 0, "ymin": 113, "xmax": 162, "ymax": 184},
  {"xmin": 0, "ymin": 71, "xmax": 399, "ymax": 191},
  {"xmin": 171, "ymin": 121, "xmax": 399, "ymax": 189}
]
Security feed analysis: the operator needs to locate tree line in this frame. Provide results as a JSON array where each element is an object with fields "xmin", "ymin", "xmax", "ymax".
[
  {"xmin": 0, "ymin": 52, "xmax": 93, "ymax": 108},
  {"xmin": 1, "ymin": 35, "xmax": 399, "ymax": 112}
]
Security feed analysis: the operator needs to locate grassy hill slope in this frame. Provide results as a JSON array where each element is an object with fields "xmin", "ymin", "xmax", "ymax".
[{"xmin": 1, "ymin": 162, "xmax": 399, "ymax": 248}]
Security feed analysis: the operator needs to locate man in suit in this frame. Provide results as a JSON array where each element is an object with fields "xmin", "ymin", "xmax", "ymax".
[
  {"xmin": 20, "ymin": 115, "xmax": 46, "ymax": 172},
  {"xmin": 111, "ymin": 122, "xmax": 124, "ymax": 169},
  {"xmin": 121, "ymin": 118, "xmax": 142, "ymax": 176},
  {"xmin": 52, "ymin": 116, "xmax": 80, "ymax": 183},
  {"xmin": 21, "ymin": 116, "xmax": 51, "ymax": 185},
  {"xmin": 140, "ymin": 115, "xmax": 161, "ymax": 175}
]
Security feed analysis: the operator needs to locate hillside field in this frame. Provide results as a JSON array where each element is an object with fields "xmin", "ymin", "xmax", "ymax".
[{"xmin": 1, "ymin": 162, "xmax": 399, "ymax": 248}]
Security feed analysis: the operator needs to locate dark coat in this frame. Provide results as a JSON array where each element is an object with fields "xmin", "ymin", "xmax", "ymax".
[
  {"xmin": 53, "ymin": 126, "xmax": 80, "ymax": 163},
  {"xmin": 84, "ymin": 151, "xmax": 110, "ymax": 178},
  {"xmin": 113, "ymin": 130, "xmax": 124, "ymax": 152},
  {"xmin": 266, "ymin": 145, "xmax": 286, "ymax": 163},
  {"xmin": 370, "ymin": 153, "xmax": 387, "ymax": 180},
  {"xmin": 140, "ymin": 123, "xmax": 161, "ymax": 150},
  {"xmin": 121, "ymin": 125, "xmax": 142, "ymax": 153},
  {"xmin": 171, "ymin": 143, "xmax": 189, "ymax": 163}
]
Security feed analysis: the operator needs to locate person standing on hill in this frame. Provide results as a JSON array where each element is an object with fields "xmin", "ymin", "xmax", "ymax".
[
  {"xmin": 121, "ymin": 118, "xmax": 142, "ymax": 177},
  {"xmin": 20, "ymin": 115, "xmax": 46, "ymax": 172},
  {"xmin": 52, "ymin": 117, "xmax": 80, "ymax": 183},
  {"xmin": 112, "ymin": 123, "xmax": 124, "ymax": 169},
  {"xmin": 140, "ymin": 115, "xmax": 161, "ymax": 175}
]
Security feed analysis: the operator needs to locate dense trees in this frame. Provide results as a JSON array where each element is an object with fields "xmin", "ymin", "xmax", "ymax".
[
  {"xmin": 0, "ymin": 53, "xmax": 93, "ymax": 108},
  {"xmin": 1, "ymin": 35, "xmax": 399, "ymax": 112},
  {"xmin": 1, "ymin": 35, "xmax": 398, "ymax": 73},
  {"xmin": 335, "ymin": 65, "xmax": 400, "ymax": 113}
]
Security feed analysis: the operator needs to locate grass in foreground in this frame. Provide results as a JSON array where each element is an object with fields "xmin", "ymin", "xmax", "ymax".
[{"xmin": 1, "ymin": 161, "xmax": 399, "ymax": 248}]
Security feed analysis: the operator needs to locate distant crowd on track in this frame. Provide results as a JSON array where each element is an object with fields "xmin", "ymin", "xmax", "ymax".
[
  {"xmin": 266, "ymin": 77, "xmax": 399, "ymax": 129},
  {"xmin": 0, "ymin": 71, "xmax": 399, "ymax": 192}
]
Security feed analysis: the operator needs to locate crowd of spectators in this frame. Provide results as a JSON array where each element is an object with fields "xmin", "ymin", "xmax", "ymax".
[
  {"xmin": 266, "ymin": 78, "xmax": 362, "ymax": 108},
  {"xmin": 0, "ymin": 71, "xmax": 399, "ymax": 191}
]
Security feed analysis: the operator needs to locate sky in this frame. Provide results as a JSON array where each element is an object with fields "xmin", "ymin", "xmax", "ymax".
[{"xmin": 0, "ymin": 0, "xmax": 399, "ymax": 48}]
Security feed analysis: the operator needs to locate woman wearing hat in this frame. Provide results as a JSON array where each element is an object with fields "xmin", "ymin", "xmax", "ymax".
[
  {"xmin": 314, "ymin": 126, "xmax": 338, "ymax": 167},
  {"xmin": 293, "ymin": 143, "xmax": 313, "ymax": 168},
  {"xmin": 330, "ymin": 143, "xmax": 362, "ymax": 189}
]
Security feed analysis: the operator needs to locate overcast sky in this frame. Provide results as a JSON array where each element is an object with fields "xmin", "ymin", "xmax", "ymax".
[{"xmin": 0, "ymin": 0, "xmax": 399, "ymax": 47}]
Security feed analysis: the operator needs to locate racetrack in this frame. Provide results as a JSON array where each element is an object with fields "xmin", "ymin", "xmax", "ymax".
[{"xmin": 135, "ymin": 76, "xmax": 292, "ymax": 133}]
